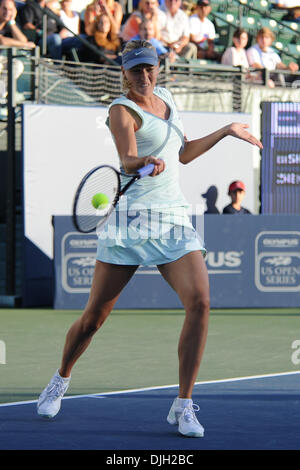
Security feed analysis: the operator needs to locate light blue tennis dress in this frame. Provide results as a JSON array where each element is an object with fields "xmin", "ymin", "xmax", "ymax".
[{"xmin": 96, "ymin": 86, "xmax": 205, "ymax": 266}]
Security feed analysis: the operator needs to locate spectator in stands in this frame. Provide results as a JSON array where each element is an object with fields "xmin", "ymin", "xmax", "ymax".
[
  {"xmin": 131, "ymin": 17, "xmax": 176, "ymax": 61},
  {"xmin": 19, "ymin": 0, "xmax": 64, "ymax": 58},
  {"xmin": 59, "ymin": 0, "xmax": 80, "ymax": 37},
  {"xmin": 223, "ymin": 181, "xmax": 251, "ymax": 215},
  {"xmin": 282, "ymin": 6, "xmax": 300, "ymax": 22},
  {"xmin": 121, "ymin": 0, "xmax": 166, "ymax": 42},
  {"xmin": 189, "ymin": 0, "xmax": 220, "ymax": 61},
  {"xmin": 79, "ymin": 10, "xmax": 121, "ymax": 63},
  {"xmin": 0, "ymin": 0, "xmax": 35, "ymax": 49},
  {"xmin": 0, "ymin": 0, "xmax": 35, "ymax": 98},
  {"xmin": 0, "ymin": 0, "xmax": 35, "ymax": 47},
  {"xmin": 58, "ymin": 0, "xmax": 89, "ymax": 58},
  {"xmin": 221, "ymin": 28, "xmax": 249, "ymax": 67},
  {"xmin": 160, "ymin": 0, "xmax": 197, "ymax": 59},
  {"xmin": 84, "ymin": 0, "xmax": 123, "ymax": 37},
  {"xmin": 247, "ymin": 27, "xmax": 299, "ymax": 87},
  {"xmin": 20, "ymin": 0, "xmax": 86, "ymax": 60}
]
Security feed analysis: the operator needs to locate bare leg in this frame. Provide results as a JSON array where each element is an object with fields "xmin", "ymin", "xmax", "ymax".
[
  {"xmin": 59, "ymin": 260, "xmax": 138, "ymax": 378},
  {"xmin": 158, "ymin": 251, "xmax": 210, "ymax": 399}
]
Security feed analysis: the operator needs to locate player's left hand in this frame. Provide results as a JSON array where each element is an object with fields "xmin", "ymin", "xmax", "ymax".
[{"xmin": 227, "ymin": 123, "xmax": 263, "ymax": 149}]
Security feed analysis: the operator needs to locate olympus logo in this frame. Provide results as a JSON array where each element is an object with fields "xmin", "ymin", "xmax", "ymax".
[
  {"xmin": 263, "ymin": 238, "xmax": 299, "ymax": 248},
  {"xmin": 69, "ymin": 239, "xmax": 98, "ymax": 248}
]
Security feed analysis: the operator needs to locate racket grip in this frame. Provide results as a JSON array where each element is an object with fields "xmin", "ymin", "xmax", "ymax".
[{"xmin": 137, "ymin": 163, "xmax": 155, "ymax": 178}]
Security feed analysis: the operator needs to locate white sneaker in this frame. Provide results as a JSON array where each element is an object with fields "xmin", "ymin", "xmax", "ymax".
[
  {"xmin": 167, "ymin": 397, "xmax": 204, "ymax": 438},
  {"xmin": 178, "ymin": 404, "xmax": 204, "ymax": 437},
  {"xmin": 37, "ymin": 370, "xmax": 70, "ymax": 418}
]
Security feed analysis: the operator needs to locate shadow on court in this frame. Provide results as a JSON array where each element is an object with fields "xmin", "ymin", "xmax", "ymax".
[{"xmin": 0, "ymin": 373, "xmax": 299, "ymax": 450}]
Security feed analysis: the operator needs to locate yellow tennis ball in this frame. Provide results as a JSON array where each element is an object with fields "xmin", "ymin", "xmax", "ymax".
[{"xmin": 92, "ymin": 193, "xmax": 109, "ymax": 209}]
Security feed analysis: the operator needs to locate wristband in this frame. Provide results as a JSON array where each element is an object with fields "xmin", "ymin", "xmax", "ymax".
[{"xmin": 8, "ymin": 19, "xmax": 16, "ymax": 25}]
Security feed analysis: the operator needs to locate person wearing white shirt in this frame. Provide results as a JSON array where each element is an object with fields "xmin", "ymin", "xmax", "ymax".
[
  {"xmin": 160, "ymin": 0, "xmax": 197, "ymax": 59},
  {"xmin": 247, "ymin": 27, "xmax": 299, "ymax": 87},
  {"xmin": 189, "ymin": 0, "xmax": 219, "ymax": 60},
  {"xmin": 221, "ymin": 28, "xmax": 249, "ymax": 68},
  {"xmin": 59, "ymin": 0, "xmax": 80, "ymax": 38}
]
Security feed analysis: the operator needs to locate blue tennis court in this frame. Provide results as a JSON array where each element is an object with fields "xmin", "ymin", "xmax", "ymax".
[{"xmin": 1, "ymin": 372, "xmax": 299, "ymax": 451}]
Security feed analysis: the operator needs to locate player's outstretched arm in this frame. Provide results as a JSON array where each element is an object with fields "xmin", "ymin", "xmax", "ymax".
[{"xmin": 179, "ymin": 123, "xmax": 263, "ymax": 165}]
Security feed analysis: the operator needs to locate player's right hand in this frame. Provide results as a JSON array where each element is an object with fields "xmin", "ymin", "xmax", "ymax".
[{"xmin": 144, "ymin": 157, "xmax": 165, "ymax": 176}]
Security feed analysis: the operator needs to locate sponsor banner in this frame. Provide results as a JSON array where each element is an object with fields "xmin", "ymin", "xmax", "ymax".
[
  {"xmin": 53, "ymin": 215, "xmax": 300, "ymax": 309},
  {"xmin": 254, "ymin": 231, "xmax": 300, "ymax": 293}
]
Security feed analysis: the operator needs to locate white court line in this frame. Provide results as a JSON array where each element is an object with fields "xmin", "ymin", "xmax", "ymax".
[{"xmin": 0, "ymin": 370, "xmax": 299, "ymax": 408}]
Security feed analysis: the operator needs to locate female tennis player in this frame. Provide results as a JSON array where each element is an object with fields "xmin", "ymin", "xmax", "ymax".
[{"xmin": 37, "ymin": 40, "xmax": 262, "ymax": 438}]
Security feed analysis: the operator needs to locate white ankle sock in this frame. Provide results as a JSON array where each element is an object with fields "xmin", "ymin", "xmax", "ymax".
[
  {"xmin": 56, "ymin": 369, "xmax": 71, "ymax": 382},
  {"xmin": 176, "ymin": 397, "xmax": 193, "ymax": 407}
]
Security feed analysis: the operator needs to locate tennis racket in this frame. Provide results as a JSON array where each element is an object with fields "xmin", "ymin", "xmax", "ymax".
[{"xmin": 72, "ymin": 163, "xmax": 155, "ymax": 233}]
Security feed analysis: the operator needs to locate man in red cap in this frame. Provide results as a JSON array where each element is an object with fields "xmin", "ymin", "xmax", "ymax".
[{"xmin": 223, "ymin": 180, "xmax": 251, "ymax": 214}]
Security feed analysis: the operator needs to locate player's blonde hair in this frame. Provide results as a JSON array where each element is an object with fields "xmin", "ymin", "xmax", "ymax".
[{"xmin": 121, "ymin": 40, "xmax": 157, "ymax": 93}]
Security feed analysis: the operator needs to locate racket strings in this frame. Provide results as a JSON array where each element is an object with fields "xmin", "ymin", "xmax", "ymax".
[{"xmin": 75, "ymin": 167, "xmax": 119, "ymax": 232}]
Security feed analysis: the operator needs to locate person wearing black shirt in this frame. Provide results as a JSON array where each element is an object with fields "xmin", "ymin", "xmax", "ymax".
[
  {"xmin": 19, "ymin": 0, "xmax": 84, "ymax": 59},
  {"xmin": 223, "ymin": 180, "xmax": 251, "ymax": 215},
  {"xmin": 19, "ymin": 0, "xmax": 62, "ymax": 58}
]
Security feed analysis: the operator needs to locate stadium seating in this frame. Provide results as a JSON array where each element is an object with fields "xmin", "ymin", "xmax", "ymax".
[
  {"xmin": 208, "ymin": 0, "xmax": 300, "ymax": 62},
  {"xmin": 212, "ymin": 12, "xmax": 238, "ymax": 48}
]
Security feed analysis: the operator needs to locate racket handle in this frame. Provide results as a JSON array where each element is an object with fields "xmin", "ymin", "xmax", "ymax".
[{"xmin": 137, "ymin": 163, "xmax": 155, "ymax": 178}]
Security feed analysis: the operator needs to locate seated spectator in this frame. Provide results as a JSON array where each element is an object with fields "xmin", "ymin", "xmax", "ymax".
[
  {"xmin": 131, "ymin": 17, "xmax": 176, "ymax": 61},
  {"xmin": 189, "ymin": 0, "xmax": 220, "ymax": 61},
  {"xmin": 84, "ymin": 0, "xmax": 123, "ymax": 37},
  {"xmin": 282, "ymin": 6, "xmax": 300, "ymax": 22},
  {"xmin": 19, "ymin": 0, "xmax": 64, "ymax": 58},
  {"xmin": 160, "ymin": 0, "xmax": 197, "ymax": 60},
  {"xmin": 19, "ymin": 0, "xmax": 86, "ymax": 60},
  {"xmin": 247, "ymin": 27, "xmax": 299, "ymax": 88},
  {"xmin": 121, "ymin": 0, "xmax": 166, "ymax": 42},
  {"xmin": 58, "ymin": 0, "xmax": 89, "ymax": 59},
  {"xmin": 0, "ymin": 0, "xmax": 35, "ymax": 98},
  {"xmin": 0, "ymin": 0, "xmax": 35, "ymax": 47},
  {"xmin": 79, "ymin": 11, "xmax": 121, "ymax": 63},
  {"xmin": 221, "ymin": 28, "xmax": 249, "ymax": 67},
  {"xmin": 59, "ymin": 0, "xmax": 80, "ymax": 37},
  {"xmin": 223, "ymin": 181, "xmax": 251, "ymax": 215}
]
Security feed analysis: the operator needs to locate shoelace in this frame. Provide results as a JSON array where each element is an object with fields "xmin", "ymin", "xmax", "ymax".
[
  {"xmin": 46, "ymin": 378, "xmax": 66, "ymax": 401},
  {"xmin": 181, "ymin": 404, "xmax": 200, "ymax": 423}
]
